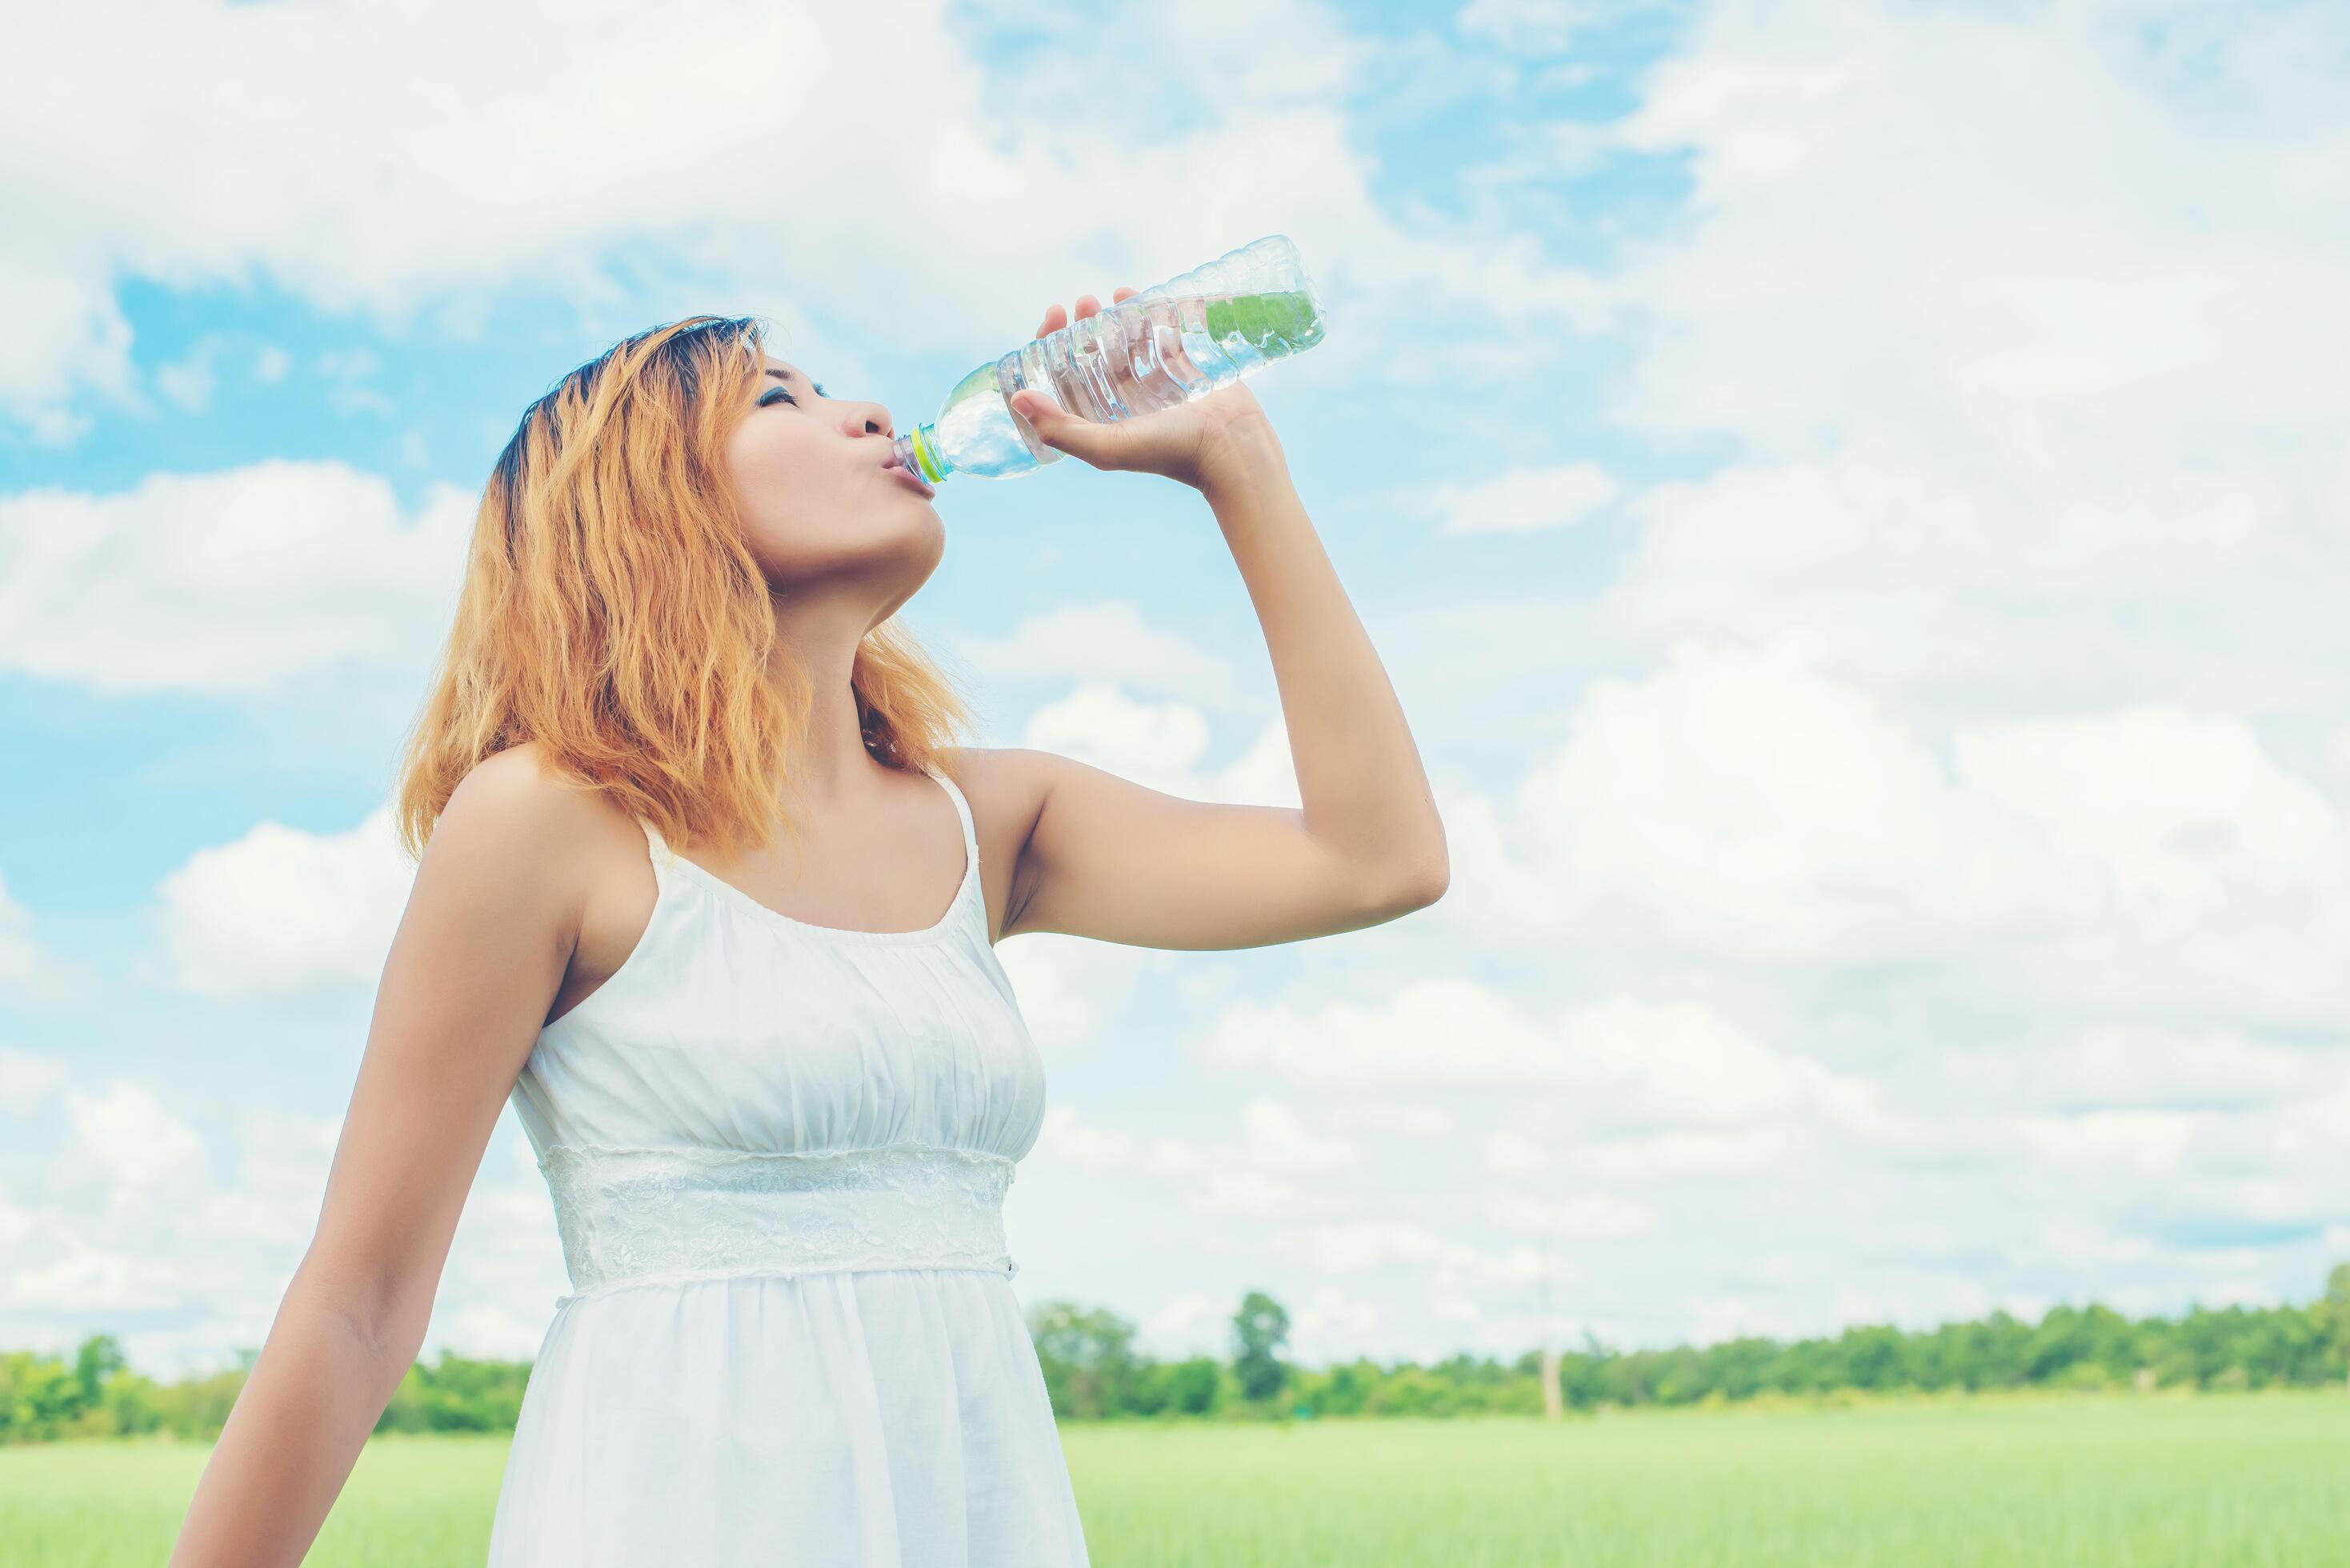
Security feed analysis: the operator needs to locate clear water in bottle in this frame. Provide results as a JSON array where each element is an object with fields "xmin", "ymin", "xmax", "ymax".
[{"xmin": 886, "ymin": 234, "xmax": 1327, "ymax": 487}]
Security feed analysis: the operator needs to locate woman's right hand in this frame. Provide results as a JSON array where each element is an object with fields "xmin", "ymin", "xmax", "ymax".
[{"xmin": 1011, "ymin": 288, "xmax": 1281, "ymax": 494}]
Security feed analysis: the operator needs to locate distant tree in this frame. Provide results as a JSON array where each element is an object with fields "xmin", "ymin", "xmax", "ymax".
[
  {"xmin": 24, "ymin": 1262, "xmax": 2350, "ymax": 1444},
  {"xmin": 376, "ymin": 1349, "xmax": 530, "ymax": 1433},
  {"xmin": 1166, "ymin": 1356, "xmax": 1223, "ymax": 1415},
  {"xmin": 1, "ymin": 1350, "xmax": 85, "ymax": 1441},
  {"xmin": 1120, "ymin": 1359, "xmax": 1175, "ymax": 1418},
  {"xmin": 1231, "ymin": 1290, "xmax": 1292, "ymax": 1402},
  {"xmin": 2325, "ymin": 1263, "xmax": 2350, "ymax": 1392},
  {"xmin": 1027, "ymin": 1302, "xmax": 1143, "ymax": 1419},
  {"xmin": 1316, "ymin": 1359, "xmax": 1371, "ymax": 1417},
  {"xmin": 72, "ymin": 1334, "xmax": 126, "ymax": 1405}
]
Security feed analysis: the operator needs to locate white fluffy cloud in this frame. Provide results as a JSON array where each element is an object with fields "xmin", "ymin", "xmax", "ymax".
[
  {"xmin": 2, "ymin": 1066, "xmax": 565, "ymax": 1377},
  {"xmin": 0, "ymin": 0, "xmax": 1591, "ymax": 442},
  {"xmin": 1191, "ymin": 977, "xmax": 1879, "ymax": 1137},
  {"xmin": 1013, "ymin": 945, "xmax": 2350, "ymax": 1354},
  {"xmin": 0, "ymin": 1049, "xmax": 68, "ymax": 1116},
  {"xmin": 1407, "ymin": 460, "xmax": 1624, "ymax": 536},
  {"xmin": 986, "ymin": 677, "xmax": 1301, "ymax": 1049},
  {"xmin": 1574, "ymin": 0, "xmax": 2349, "ymax": 724},
  {"xmin": 0, "ymin": 461, "xmax": 470, "ymax": 698},
  {"xmin": 149, "ymin": 802, "xmax": 418, "ymax": 999},
  {"xmin": 1020, "ymin": 682, "xmax": 1301, "ymax": 809},
  {"xmin": 50, "ymin": 1081, "xmax": 208, "ymax": 1200},
  {"xmin": 1940, "ymin": 1024, "xmax": 2342, "ymax": 1114},
  {"xmin": 0, "ymin": 870, "xmax": 89, "ymax": 1003},
  {"xmin": 991, "ymin": 934, "xmax": 1157, "ymax": 1058},
  {"xmin": 1439, "ymin": 633, "xmax": 2350, "ymax": 1030},
  {"xmin": 956, "ymin": 600, "xmax": 1237, "ymax": 701}
]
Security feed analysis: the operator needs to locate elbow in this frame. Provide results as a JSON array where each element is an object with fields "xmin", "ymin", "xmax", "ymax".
[
  {"xmin": 1396, "ymin": 816, "xmax": 1451, "ymax": 910},
  {"xmin": 294, "ymin": 1263, "xmax": 429, "ymax": 1374},
  {"xmin": 1364, "ymin": 854, "xmax": 1449, "ymax": 918}
]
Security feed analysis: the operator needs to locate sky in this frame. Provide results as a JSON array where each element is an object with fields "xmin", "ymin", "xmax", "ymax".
[{"xmin": 2, "ymin": 0, "xmax": 2348, "ymax": 1381}]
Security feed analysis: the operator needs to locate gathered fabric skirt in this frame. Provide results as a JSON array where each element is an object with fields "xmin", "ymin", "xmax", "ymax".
[{"xmin": 483, "ymin": 1267, "xmax": 1092, "ymax": 1566}]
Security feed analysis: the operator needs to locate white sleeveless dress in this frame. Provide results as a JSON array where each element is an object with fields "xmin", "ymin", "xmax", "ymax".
[{"xmin": 483, "ymin": 762, "xmax": 1091, "ymax": 1566}]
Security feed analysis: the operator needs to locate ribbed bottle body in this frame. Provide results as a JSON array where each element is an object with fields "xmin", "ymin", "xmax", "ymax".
[{"xmin": 894, "ymin": 234, "xmax": 1327, "ymax": 485}]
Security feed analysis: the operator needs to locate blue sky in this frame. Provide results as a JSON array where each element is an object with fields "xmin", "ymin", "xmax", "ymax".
[{"xmin": 5, "ymin": 0, "xmax": 2348, "ymax": 1380}]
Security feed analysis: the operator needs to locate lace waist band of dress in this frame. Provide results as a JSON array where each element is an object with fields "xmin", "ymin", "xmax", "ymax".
[{"xmin": 537, "ymin": 1142, "xmax": 1020, "ymax": 1305}]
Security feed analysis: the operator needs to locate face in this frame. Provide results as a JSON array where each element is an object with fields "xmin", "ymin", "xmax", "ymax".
[{"xmin": 720, "ymin": 356, "xmax": 941, "ymax": 610}]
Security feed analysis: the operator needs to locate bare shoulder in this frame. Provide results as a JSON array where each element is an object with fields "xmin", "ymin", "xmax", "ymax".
[
  {"xmin": 441, "ymin": 742, "xmax": 604, "ymax": 844},
  {"xmin": 932, "ymin": 744, "xmax": 1052, "ymax": 841},
  {"xmin": 427, "ymin": 742, "xmax": 634, "ymax": 925}
]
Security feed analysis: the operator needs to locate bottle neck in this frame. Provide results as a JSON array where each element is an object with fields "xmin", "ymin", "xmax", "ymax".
[{"xmin": 891, "ymin": 426, "xmax": 947, "ymax": 485}]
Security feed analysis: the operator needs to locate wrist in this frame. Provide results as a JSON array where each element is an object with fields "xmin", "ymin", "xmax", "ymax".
[{"xmin": 1195, "ymin": 421, "xmax": 1288, "ymax": 500}]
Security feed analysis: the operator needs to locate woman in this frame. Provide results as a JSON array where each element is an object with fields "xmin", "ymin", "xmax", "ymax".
[{"xmin": 166, "ymin": 286, "xmax": 1449, "ymax": 1566}]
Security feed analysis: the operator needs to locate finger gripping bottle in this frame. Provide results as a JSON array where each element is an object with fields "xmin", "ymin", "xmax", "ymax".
[{"xmin": 885, "ymin": 234, "xmax": 1328, "ymax": 487}]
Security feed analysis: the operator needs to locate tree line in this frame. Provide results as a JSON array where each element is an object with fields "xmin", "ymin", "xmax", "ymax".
[{"xmin": 6, "ymin": 1266, "xmax": 2348, "ymax": 1442}]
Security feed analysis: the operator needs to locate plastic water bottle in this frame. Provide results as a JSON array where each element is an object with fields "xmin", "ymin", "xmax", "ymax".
[{"xmin": 885, "ymin": 234, "xmax": 1327, "ymax": 488}]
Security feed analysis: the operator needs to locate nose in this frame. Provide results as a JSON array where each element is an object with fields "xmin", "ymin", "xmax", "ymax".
[{"xmin": 846, "ymin": 399, "xmax": 893, "ymax": 441}]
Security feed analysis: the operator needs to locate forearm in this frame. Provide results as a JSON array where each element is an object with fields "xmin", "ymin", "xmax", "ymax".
[
  {"xmin": 167, "ymin": 1277, "xmax": 418, "ymax": 1568},
  {"xmin": 1199, "ymin": 437, "xmax": 1448, "ymax": 890}
]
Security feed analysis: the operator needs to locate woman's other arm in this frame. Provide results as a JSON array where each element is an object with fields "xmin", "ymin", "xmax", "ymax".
[
  {"xmin": 985, "ymin": 426, "xmax": 1450, "ymax": 950},
  {"xmin": 979, "ymin": 290, "xmax": 1446, "ymax": 951},
  {"xmin": 167, "ymin": 744, "xmax": 591, "ymax": 1568}
]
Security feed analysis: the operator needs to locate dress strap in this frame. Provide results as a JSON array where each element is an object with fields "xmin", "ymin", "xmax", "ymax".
[
  {"xmin": 921, "ymin": 762, "xmax": 979, "ymax": 879},
  {"xmin": 635, "ymin": 815, "xmax": 674, "ymax": 889}
]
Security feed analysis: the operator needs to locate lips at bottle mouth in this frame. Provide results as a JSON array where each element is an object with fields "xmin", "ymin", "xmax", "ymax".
[{"xmin": 884, "ymin": 462, "xmax": 936, "ymax": 499}]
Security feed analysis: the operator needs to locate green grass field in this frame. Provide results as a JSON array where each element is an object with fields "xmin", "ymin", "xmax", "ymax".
[{"xmin": 6, "ymin": 1393, "xmax": 2347, "ymax": 1566}]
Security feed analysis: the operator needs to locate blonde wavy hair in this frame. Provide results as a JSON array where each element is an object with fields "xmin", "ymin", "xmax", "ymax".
[{"xmin": 390, "ymin": 314, "xmax": 977, "ymax": 866}]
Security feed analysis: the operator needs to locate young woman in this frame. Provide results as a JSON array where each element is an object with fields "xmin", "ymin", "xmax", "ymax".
[{"xmin": 166, "ymin": 287, "xmax": 1448, "ymax": 1567}]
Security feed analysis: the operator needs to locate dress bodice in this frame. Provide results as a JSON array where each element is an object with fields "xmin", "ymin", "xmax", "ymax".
[{"xmin": 503, "ymin": 762, "xmax": 1048, "ymax": 1302}]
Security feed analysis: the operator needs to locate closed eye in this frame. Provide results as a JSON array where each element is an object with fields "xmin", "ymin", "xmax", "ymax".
[
  {"xmin": 757, "ymin": 369, "xmax": 827, "ymax": 409},
  {"xmin": 759, "ymin": 386, "xmax": 798, "ymax": 408}
]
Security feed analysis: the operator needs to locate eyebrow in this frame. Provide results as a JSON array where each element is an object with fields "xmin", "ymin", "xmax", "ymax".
[{"xmin": 762, "ymin": 367, "xmax": 828, "ymax": 397}]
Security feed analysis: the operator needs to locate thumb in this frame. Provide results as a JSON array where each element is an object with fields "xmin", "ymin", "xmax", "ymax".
[{"xmin": 1011, "ymin": 390, "xmax": 1115, "ymax": 464}]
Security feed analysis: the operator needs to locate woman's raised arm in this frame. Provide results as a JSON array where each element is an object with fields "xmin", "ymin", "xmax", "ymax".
[{"xmin": 979, "ymin": 414, "xmax": 1448, "ymax": 950}]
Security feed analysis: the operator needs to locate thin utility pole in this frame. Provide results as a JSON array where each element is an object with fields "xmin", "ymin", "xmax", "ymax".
[{"xmin": 1539, "ymin": 1231, "xmax": 1563, "ymax": 1422}]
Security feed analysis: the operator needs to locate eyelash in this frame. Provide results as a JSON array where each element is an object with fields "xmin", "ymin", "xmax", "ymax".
[{"xmin": 759, "ymin": 386, "xmax": 798, "ymax": 408}]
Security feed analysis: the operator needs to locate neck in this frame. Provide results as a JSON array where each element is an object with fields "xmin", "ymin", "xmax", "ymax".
[{"xmin": 764, "ymin": 593, "xmax": 895, "ymax": 804}]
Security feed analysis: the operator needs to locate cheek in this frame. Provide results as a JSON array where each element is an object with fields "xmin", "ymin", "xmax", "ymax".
[{"xmin": 727, "ymin": 429, "xmax": 807, "ymax": 526}]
